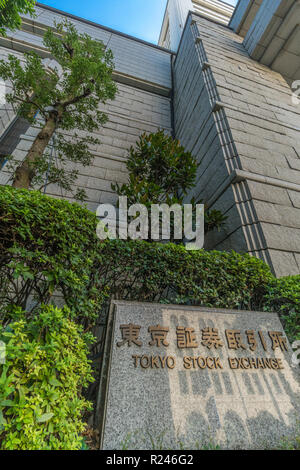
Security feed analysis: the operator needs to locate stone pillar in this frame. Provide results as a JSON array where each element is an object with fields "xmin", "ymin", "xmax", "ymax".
[{"xmin": 165, "ymin": 0, "xmax": 194, "ymax": 51}]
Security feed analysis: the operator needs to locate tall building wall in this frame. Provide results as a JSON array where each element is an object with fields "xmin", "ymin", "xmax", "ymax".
[
  {"xmin": 229, "ymin": 0, "xmax": 300, "ymax": 86},
  {"xmin": 159, "ymin": 0, "xmax": 234, "ymax": 50},
  {"xmin": 174, "ymin": 13, "xmax": 300, "ymax": 277},
  {"xmin": 0, "ymin": 2, "xmax": 299, "ymax": 277},
  {"xmin": 0, "ymin": 5, "xmax": 173, "ymax": 211}
]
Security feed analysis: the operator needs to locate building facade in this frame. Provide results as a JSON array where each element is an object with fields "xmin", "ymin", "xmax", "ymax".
[
  {"xmin": 0, "ymin": 1, "xmax": 300, "ymax": 277},
  {"xmin": 0, "ymin": 3, "xmax": 173, "ymax": 211},
  {"xmin": 159, "ymin": 0, "xmax": 234, "ymax": 50}
]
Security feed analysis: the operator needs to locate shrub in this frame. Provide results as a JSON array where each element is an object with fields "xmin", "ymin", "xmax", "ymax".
[
  {"xmin": 97, "ymin": 239, "xmax": 273, "ymax": 310},
  {"xmin": 0, "ymin": 304, "xmax": 94, "ymax": 450},
  {"xmin": 97, "ymin": 240, "xmax": 299, "ymax": 342},
  {"xmin": 0, "ymin": 186, "xmax": 298, "ymax": 340},
  {"xmin": 112, "ymin": 130, "xmax": 227, "ymax": 238},
  {"xmin": 0, "ymin": 186, "xmax": 106, "ymax": 330},
  {"xmin": 261, "ymin": 275, "xmax": 300, "ymax": 343},
  {"xmin": 112, "ymin": 130, "xmax": 198, "ymax": 205},
  {"xmin": 280, "ymin": 431, "xmax": 300, "ymax": 450}
]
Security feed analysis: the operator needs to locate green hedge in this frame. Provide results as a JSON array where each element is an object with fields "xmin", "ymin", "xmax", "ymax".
[
  {"xmin": 0, "ymin": 305, "xmax": 94, "ymax": 450},
  {"xmin": 0, "ymin": 186, "xmax": 106, "ymax": 330},
  {"xmin": 97, "ymin": 239, "xmax": 272, "ymax": 309},
  {"xmin": 0, "ymin": 186, "xmax": 299, "ymax": 341},
  {"xmin": 97, "ymin": 240, "xmax": 299, "ymax": 342},
  {"xmin": 262, "ymin": 275, "xmax": 300, "ymax": 342}
]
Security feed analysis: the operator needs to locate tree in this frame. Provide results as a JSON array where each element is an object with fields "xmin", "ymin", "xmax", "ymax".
[
  {"xmin": 113, "ymin": 130, "xmax": 198, "ymax": 206},
  {"xmin": 112, "ymin": 130, "xmax": 227, "ymax": 239},
  {"xmin": 0, "ymin": 0, "xmax": 36, "ymax": 36},
  {"xmin": 0, "ymin": 20, "xmax": 117, "ymax": 199}
]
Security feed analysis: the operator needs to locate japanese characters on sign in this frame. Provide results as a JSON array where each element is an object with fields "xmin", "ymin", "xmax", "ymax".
[{"xmin": 116, "ymin": 323, "xmax": 288, "ymax": 371}]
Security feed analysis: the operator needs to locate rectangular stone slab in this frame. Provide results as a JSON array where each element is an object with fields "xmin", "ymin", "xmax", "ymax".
[{"xmin": 98, "ymin": 301, "xmax": 300, "ymax": 450}]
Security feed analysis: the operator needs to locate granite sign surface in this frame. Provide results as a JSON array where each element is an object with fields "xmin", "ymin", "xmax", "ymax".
[{"xmin": 98, "ymin": 301, "xmax": 300, "ymax": 450}]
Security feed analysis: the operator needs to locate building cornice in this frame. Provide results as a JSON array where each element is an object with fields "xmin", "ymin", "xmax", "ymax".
[
  {"xmin": 0, "ymin": 32, "xmax": 172, "ymax": 97},
  {"xmin": 35, "ymin": 2, "xmax": 176, "ymax": 55},
  {"xmin": 174, "ymin": 10, "xmax": 230, "ymax": 65}
]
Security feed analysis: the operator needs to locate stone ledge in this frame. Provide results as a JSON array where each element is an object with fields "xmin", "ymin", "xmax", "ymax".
[
  {"xmin": 207, "ymin": 169, "xmax": 300, "ymax": 209},
  {"xmin": 0, "ymin": 36, "xmax": 173, "ymax": 98},
  {"xmin": 215, "ymin": 100, "xmax": 300, "ymax": 133},
  {"xmin": 112, "ymin": 71, "xmax": 171, "ymax": 98}
]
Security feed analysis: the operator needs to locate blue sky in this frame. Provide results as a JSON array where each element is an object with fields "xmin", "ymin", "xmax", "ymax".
[{"xmin": 38, "ymin": 0, "xmax": 238, "ymax": 44}]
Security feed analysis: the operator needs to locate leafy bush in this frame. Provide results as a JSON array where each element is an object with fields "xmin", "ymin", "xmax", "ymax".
[
  {"xmin": 0, "ymin": 304, "xmax": 94, "ymax": 450},
  {"xmin": 97, "ymin": 239, "xmax": 273, "ymax": 310},
  {"xmin": 261, "ymin": 275, "xmax": 300, "ymax": 342},
  {"xmin": 97, "ymin": 240, "xmax": 299, "ymax": 342},
  {"xmin": 0, "ymin": 0, "xmax": 36, "ymax": 36},
  {"xmin": 112, "ymin": 130, "xmax": 198, "ymax": 206},
  {"xmin": 0, "ymin": 20, "xmax": 117, "ymax": 198},
  {"xmin": 112, "ymin": 130, "xmax": 227, "ymax": 238},
  {"xmin": 0, "ymin": 186, "xmax": 298, "ymax": 337},
  {"xmin": 0, "ymin": 186, "xmax": 106, "ymax": 330},
  {"xmin": 0, "ymin": 186, "xmax": 299, "ymax": 450}
]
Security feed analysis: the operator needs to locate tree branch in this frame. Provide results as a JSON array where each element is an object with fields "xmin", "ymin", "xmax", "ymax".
[{"xmin": 62, "ymin": 41, "xmax": 74, "ymax": 58}]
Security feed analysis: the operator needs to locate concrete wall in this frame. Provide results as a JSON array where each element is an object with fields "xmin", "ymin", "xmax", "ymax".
[
  {"xmin": 243, "ymin": 0, "xmax": 281, "ymax": 56},
  {"xmin": 230, "ymin": 0, "xmax": 300, "ymax": 85},
  {"xmin": 229, "ymin": 0, "xmax": 263, "ymax": 37},
  {"xmin": 0, "ymin": 5, "xmax": 173, "ymax": 211},
  {"xmin": 159, "ymin": 0, "xmax": 233, "ymax": 50},
  {"xmin": 174, "ymin": 13, "xmax": 300, "ymax": 277},
  {"xmin": 167, "ymin": 0, "xmax": 193, "ymax": 51},
  {"xmin": 1, "ymin": 4, "xmax": 299, "ymax": 277}
]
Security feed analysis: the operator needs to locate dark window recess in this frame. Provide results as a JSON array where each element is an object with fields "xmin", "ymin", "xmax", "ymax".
[
  {"xmin": 0, "ymin": 117, "xmax": 31, "ymax": 169},
  {"xmin": 0, "ymin": 154, "xmax": 6, "ymax": 169}
]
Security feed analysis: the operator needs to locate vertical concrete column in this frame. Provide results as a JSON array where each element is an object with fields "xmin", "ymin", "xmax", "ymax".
[
  {"xmin": 174, "ymin": 12, "xmax": 300, "ymax": 276},
  {"xmin": 167, "ymin": 0, "xmax": 193, "ymax": 50}
]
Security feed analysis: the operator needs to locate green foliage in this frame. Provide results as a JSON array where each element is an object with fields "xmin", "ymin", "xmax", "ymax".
[
  {"xmin": 97, "ymin": 239, "xmax": 299, "ymax": 342},
  {"xmin": 0, "ymin": 20, "xmax": 117, "ymax": 198},
  {"xmin": 203, "ymin": 208, "xmax": 228, "ymax": 236},
  {"xmin": 97, "ymin": 239, "xmax": 273, "ymax": 310},
  {"xmin": 278, "ymin": 421, "xmax": 300, "ymax": 450},
  {"xmin": 0, "ymin": 186, "xmax": 298, "ymax": 340},
  {"xmin": 0, "ymin": 186, "xmax": 107, "ymax": 329},
  {"xmin": 113, "ymin": 130, "xmax": 198, "ymax": 205},
  {"xmin": 112, "ymin": 130, "xmax": 227, "ymax": 238},
  {"xmin": 261, "ymin": 275, "xmax": 300, "ymax": 342},
  {"xmin": 0, "ymin": 0, "xmax": 36, "ymax": 36},
  {"xmin": 0, "ymin": 186, "xmax": 299, "ymax": 451},
  {"xmin": 279, "ymin": 429, "xmax": 300, "ymax": 450},
  {"xmin": 0, "ymin": 304, "xmax": 94, "ymax": 450}
]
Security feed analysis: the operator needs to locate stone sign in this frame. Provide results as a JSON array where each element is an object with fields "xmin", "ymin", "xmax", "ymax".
[{"xmin": 97, "ymin": 301, "xmax": 300, "ymax": 450}]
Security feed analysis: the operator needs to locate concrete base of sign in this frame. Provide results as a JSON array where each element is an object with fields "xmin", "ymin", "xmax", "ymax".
[{"xmin": 97, "ymin": 301, "xmax": 300, "ymax": 450}]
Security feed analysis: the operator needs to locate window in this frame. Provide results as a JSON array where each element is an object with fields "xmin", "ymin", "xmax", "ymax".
[{"xmin": 0, "ymin": 116, "xmax": 31, "ymax": 170}]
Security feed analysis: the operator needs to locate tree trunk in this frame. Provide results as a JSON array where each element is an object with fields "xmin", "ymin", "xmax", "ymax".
[{"xmin": 12, "ymin": 117, "xmax": 57, "ymax": 189}]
